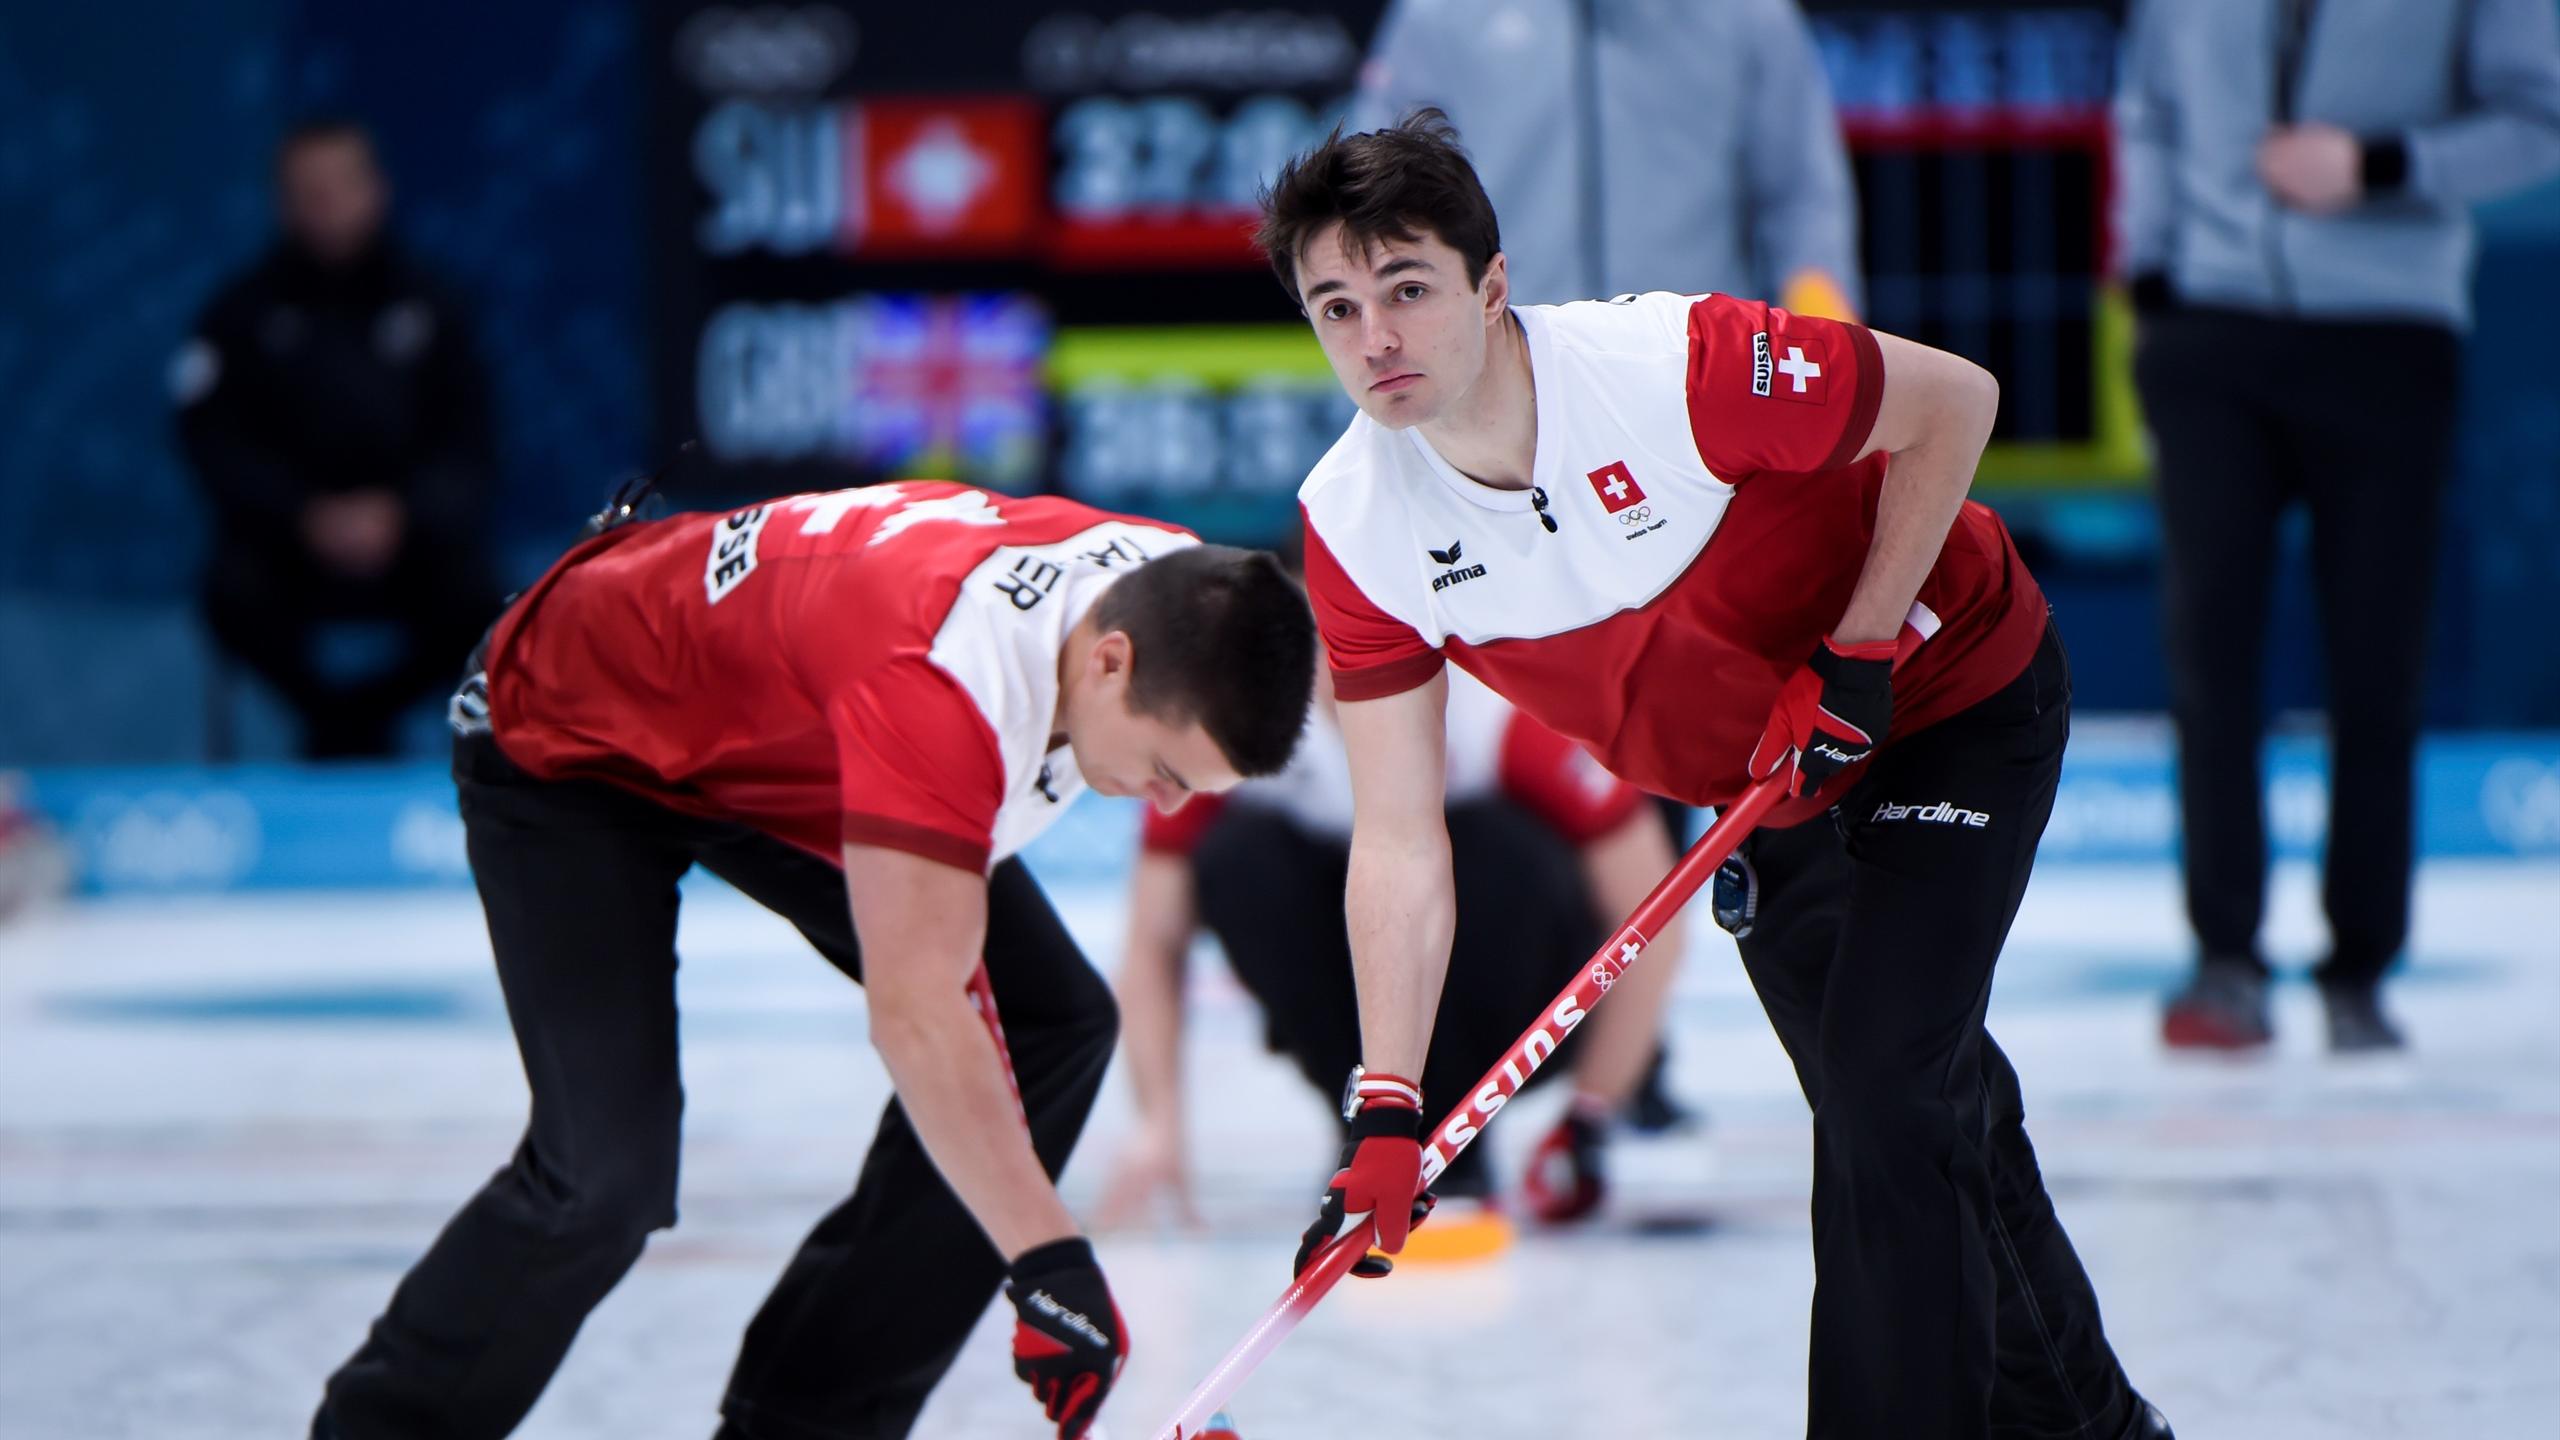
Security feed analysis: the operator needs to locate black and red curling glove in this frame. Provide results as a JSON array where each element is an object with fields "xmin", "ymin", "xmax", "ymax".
[
  {"xmin": 1749, "ymin": 636, "xmax": 1898, "ymax": 798},
  {"xmin": 1294, "ymin": 1070, "xmax": 1435, "ymax": 1280},
  {"xmin": 1005, "ymin": 1237, "xmax": 1127, "ymax": 1440}
]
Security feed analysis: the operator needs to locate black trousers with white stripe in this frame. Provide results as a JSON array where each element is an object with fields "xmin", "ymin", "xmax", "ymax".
[{"xmin": 1735, "ymin": 622, "xmax": 2141, "ymax": 1439}]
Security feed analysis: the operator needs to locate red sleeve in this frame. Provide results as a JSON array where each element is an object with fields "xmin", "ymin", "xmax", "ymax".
[
  {"xmin": 1139, "ymin": 792, "xmax": 1230, "ymax": 856},
  {"xmin": 1683, "ymin": 293, "xmax": 1886, "ymax": 477},
  {"xmin": 831, "ymin": 659, "xmax": 1005, "ymax": 873},
  {"xmin": 1498, "ymin": 712, "xmax": 1644, "ymax": 846},
  {"xmin": 1300, "ymin": 509, "xmax": 1444, "ymax": 702}
]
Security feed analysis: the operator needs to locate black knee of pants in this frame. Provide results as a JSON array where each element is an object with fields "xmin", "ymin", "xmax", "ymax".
[
  {"xmin": 327, "ymin": 1123, "xmax": 685, "ymax": 1435},
  {"xmin": 1809, "ymin": 1062, "xmax": 1953, "ymax": 1172},
  {"xmin": 506, "ymin": 1099, "xmax": 684, "ymax": 1241}
]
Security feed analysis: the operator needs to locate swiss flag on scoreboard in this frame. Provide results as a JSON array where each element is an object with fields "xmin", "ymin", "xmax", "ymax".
[
  {"xmin": 842, "ymin": 98, "xmax": 1043, "ymax": 258},
  {"xmin": 1586, "ymin": 460, "xmax": 1646, "ymax": 514}
]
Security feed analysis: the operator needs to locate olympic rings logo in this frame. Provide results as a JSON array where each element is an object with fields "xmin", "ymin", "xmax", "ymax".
[
  {"xmin": 2483, "ymin": 758, "xmax": 2560, "ymax": 851},
  {"xmin": 1615, "ymin": 506, "xmax": 1653, "ymax": 526}
]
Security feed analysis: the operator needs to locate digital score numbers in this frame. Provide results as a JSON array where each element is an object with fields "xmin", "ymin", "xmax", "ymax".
[
  {"xmin": 689, "ymin": 92, "xmax": 1334, "ymax": 266},
  {"xmin": 1051, "ymin": 328, "xmax": 1354, "ymax": 529}
]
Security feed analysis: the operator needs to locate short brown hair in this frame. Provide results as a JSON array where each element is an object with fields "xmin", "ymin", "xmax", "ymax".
[
  {"xmin": 1254, "ymin": 108, "xmax": 1501, "ymax": 303},
  {"xmin": 1092, "ymin": 545, "xmax": 1315, "ymax": 778}
]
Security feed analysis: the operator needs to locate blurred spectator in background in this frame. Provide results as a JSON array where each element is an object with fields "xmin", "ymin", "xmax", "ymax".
[
  {"xmin": 1098, "ymin": 666, "xmax": 1701, "ymax": 1254},
  {"xmin": 173, "ymin": 118, "xmax": 501, "ymax": 759},
  {"xmin": 1356, "ymin": 0, "xmax": 1861, "ymax": 318},
  {"xmin": 2117, "ymin": 0, "xmax": 2560, "ymax": 1052}
]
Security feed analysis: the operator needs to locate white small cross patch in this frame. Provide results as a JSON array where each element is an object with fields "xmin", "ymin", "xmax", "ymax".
[
  {"xmin": 1603, "ymin": 473, "xmax": 1630, "ymax": 501},
  {"xmin": 1777, "ymin": 346, "xmax": 1823, "ymax": 393},
  {"xmin": 1618, "ymin": 940, "xmax": 1643, "ymax": 964}
]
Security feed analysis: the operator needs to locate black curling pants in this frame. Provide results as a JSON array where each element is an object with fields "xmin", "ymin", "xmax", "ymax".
[{"xmin": 317, "ymin": 727, "xmax": 1118, "ymax": 1440}]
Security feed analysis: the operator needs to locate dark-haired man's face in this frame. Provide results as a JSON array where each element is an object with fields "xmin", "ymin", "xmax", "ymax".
[
  {"xmin": 278, "ymin": 135, "xmax": 388, "ymax": 267},
  {"xmin": 1061, "ymin": 630, "xmax": 1245, "ymax": 813},
  {"xmin": 1295, "ymin": 222, "xmax": 1507, "ymax": 430}
]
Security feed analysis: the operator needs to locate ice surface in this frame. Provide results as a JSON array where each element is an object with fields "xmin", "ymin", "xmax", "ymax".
[{"xmin": 3, "ymin": 859, "xmax": 2555, "ymax": 1439}]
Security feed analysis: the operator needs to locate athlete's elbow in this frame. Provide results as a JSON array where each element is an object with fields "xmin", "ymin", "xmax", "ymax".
[
  {"xmin": 866, "ymin": 979, "xmax": 958, "ymax": 1060},
  {"xmin": 1950, "ymin": 359, "xmax": 2000, "ymax": 441},
  {"xmin": 866, "ymin": 1002, "xmax": 927, "ymax": 1063}
]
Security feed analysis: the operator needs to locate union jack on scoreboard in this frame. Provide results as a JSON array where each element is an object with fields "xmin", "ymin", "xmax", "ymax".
[{"xmin": 839, "ymin": 293, "xmax": 1049, "ymax": 492}]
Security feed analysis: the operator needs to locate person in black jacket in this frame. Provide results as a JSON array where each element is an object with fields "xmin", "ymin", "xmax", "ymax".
[{"xmin": 174, "ymin": 118, "xmax": 501, "ymax": 758}]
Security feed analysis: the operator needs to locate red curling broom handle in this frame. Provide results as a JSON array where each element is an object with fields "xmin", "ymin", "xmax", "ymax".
[{"xmin": 1145, "ymin": 775, "xmax": 1792, "ymax": 1440}]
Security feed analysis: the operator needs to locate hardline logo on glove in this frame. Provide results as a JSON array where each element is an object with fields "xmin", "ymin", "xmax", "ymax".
[
  {"xmin": 1023, "ymin": 1289, "xmax": 1111, "ymax": 1348},
  {"xmin": 1750, "ymin": 636, "xmax": 1898, "ymax": 798},
  {"xmin": 1006, "ymin": 1237, "xmax": 1126, "ymax": 1440}
]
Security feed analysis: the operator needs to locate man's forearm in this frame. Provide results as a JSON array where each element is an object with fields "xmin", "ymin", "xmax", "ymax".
[
  {"xmin": 1345, "ymin": 826, "xmax": 1456, "ymax": 1083},
  {"xmin": 1834, "ymin": 383, "xmax": 1997, "ymax": 646},
  {"xmin": 1115, "ymin": 856, "xmax": 1194, "ymax": 1135},
  {"xmin": 872, "ymin": 991, "xmax": 1079, "ymax": 1259}
]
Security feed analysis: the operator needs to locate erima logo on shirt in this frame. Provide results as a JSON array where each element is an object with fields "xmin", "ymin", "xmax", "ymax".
[
  {"xmin": 1871, "ymin": 800, "xmax": 1991, "ymax": 829},
  {"xmin": 1427, "ymin": 539, "xmax": 1487, "ymax": 592}
]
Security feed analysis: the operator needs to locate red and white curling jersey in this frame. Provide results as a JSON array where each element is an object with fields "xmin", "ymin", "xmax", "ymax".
[
  {"xmin": 483, "ymin": 481, "xmax": 1195, "ymax": 872},
  {"xmin": 1301, "ymin": 292, "xmax": 2047, "ymax": 829},
  {"xmin": 1140, "ymin": 668, "xmax": 1644, "ymax": 856}
]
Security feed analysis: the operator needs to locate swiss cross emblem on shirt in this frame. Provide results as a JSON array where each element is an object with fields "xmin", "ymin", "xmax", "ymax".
[
  {"xmin": 1764, "ymin": 331, "xmax": 1830, "ymax": 405},
  {"xmin": 1585, "ymin": 460, "xmax": 1646, "ymax": 514}
]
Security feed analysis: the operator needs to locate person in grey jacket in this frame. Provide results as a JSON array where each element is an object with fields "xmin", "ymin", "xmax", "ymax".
[
  {"xmin": 2116, "ymin": 0, "xmax": 2560, "ymax": 1051},
  {"xmin": 1357, "ymin": 0, "xmax": 1862, "ymax": 318}
]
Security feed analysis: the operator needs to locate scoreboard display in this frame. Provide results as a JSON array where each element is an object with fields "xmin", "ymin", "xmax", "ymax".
[
  {"xmin": 649, "ymin": 1, "xmax": 2136, "ymax": 546},
  {"xmin": 650, "ymin": 1, "xmax": 1368, "ymax": 539}
]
